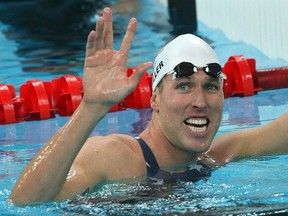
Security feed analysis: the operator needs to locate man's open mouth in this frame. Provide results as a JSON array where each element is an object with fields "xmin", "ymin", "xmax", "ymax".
[{"xmin": 184, "ymin": 118, "xmax": 209, "ymax": 133}]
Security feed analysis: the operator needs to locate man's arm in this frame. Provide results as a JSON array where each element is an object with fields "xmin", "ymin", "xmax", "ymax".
[
  {"xmin": 207, "ymin": 112, "xmax": 288, "ymax": 163},
  {"xmin": 9, "ymin": 8, "xmax": 152, "ymax": 205}
]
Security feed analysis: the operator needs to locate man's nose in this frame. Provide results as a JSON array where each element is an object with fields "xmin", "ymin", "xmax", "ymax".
[{"xmin": 191, "ymin": 86, "xmax": 207, "ymax": 110}]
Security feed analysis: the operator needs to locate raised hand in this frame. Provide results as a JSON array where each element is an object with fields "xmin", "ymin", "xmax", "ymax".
[{"xmin": 82, "ymin": 8, "xmax": 152, "ymax": 108}]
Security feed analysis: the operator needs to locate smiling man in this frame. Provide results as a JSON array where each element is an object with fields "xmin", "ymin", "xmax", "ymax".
[{"xmin": 9, "ymin": 7, "xmax": 288, "ymax": 205}]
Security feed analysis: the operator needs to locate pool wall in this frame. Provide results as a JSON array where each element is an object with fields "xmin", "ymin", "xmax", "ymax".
[{"xmin": 196, "ymin": 0, "xmax": 288, "ymax": 62}]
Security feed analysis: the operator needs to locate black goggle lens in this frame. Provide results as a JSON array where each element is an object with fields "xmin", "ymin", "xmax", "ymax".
[{"xmin": 174, "ymin": 62, "xmax": 222, "ymax": 79}]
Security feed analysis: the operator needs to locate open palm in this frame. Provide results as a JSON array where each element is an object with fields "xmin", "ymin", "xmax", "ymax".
[{"xmin": 82, "ymin": 8, "xmax": 152, "ymax": 108}]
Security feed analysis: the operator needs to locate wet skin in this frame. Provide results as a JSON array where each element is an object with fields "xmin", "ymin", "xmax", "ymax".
[{"xmin": 140, "ymin": 70, "xmax": 224, "ymax": 168}]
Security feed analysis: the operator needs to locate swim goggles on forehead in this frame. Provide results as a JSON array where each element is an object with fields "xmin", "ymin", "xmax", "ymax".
[{"xmin": 168, "ymin": 62, "xmax": 226, "ymax": 81}]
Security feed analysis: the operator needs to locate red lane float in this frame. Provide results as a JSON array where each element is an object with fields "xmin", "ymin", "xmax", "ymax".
[
  {"xmin": 257, "ymin": 66, "xmax": 288, "ymax": 90},
  {"xmin": 222, "ymin": 55, "xmax": 288, "ymax": 98},
  {"xmin": 223, "ymin": 55, "xmax": 261, "ymax": 98},
  {"xmin": 124, "ymin": 68, "xmax": 152, "ymax": 109},
  {"xmin": 0, "ymin": 68, "xmax": 153, "ymax": 124},
  {"xmin": 52, "ymin": 75, "xmax": 83, "ymax": 116},
  {"xmin": 1, "ymin": 56, "xmax": 288, "ymax": 124},
  {"xmin": 20, "ymin": 80, "xmax": 55, "ymax": 121},
  {"xmin": 0, "ymin": 84, "xmax": 16, "ymax": 124}
]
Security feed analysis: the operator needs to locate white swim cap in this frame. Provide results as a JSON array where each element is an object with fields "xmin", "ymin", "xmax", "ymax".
[{"xmin": 152, "ymin": 34, "xmax": 220, "ymax": 91}]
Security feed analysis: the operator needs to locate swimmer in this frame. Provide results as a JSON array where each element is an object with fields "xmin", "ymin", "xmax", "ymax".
[{"xmin": 9, "ymin": 7, "xmax": 288, "ymax": 205}]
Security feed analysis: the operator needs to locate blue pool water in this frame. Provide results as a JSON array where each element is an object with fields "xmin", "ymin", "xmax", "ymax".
[{"xmin": 1, "ymin": 0, "xmax": 288, "ymax": 215}]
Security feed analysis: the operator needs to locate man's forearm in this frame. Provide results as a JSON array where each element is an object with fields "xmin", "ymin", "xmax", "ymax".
[{"xmin": 9, "ymin": 102, "xmax": 110, "ymax": 205}]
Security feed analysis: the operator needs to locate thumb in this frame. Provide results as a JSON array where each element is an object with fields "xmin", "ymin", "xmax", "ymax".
[{"xmin": 129, "ymin": 61, "xmax": 153, "ymax": 84}]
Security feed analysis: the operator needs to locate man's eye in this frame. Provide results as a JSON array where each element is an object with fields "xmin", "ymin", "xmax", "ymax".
[
  {"xmin": 177, "ymin": 83, "xmax": 190, "ymax": 91},
  {"xmin": 206, "ymin": 83, "xmax": 220, "ymax": 92}
]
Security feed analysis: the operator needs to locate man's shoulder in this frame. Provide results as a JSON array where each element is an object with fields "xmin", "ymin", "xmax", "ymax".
[
  {"xmin": 85, "ymin": 134, "xmax": 141, "ymax": 156},
  {"xmin": 83, "ymin": 134, "xmax": 146, "ymax": 179},
  {"xmin": 87, "ymin": 134, "xmax": 135, "ymax": 145},
  {"xmin": 197, "ymin": 153, "xmax": 223, "ymax": 170}
]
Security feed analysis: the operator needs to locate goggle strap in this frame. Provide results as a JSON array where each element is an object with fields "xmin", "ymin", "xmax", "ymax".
[{"xmin": 172, "ymin": 71, "xmax": 177, "ymax": 80}]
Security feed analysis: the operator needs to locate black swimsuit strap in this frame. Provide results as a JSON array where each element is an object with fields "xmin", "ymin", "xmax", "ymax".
[
  {"xmin": 135, "ymin": 137, "xmax": 160, "ymax": 177},
  {"xmin": 135, "ymin": 137, "xmax": 212, "ymax": 183}
]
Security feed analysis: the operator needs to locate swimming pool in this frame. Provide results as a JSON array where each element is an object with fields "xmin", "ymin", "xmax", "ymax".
[{"xmin": 1, "ymin": 0, "xmax": 288, "ymax": 215}]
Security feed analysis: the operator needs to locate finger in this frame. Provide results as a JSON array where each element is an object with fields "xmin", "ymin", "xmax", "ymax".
[
  {"xmin": 120, "ymin": 18, "xmax": 137, "ymax": 56},
  {"xmin": 85, "ymin": 30, "xmax": 96, "ymax": 57},
  {"xmin": 103, "ymin": 7, "xmax": 113, "ymax": 49},
  {"xmin": 95, "ymin": 17, "xmax": 105, "ymax": 50},
  {"xmin": 129, "ymin": 61, "xmax": 153, "ymax": 83}
]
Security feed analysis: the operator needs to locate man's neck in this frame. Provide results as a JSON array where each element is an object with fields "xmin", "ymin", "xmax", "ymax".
[{"xmin": 138, "ymin": 120, "xmax": 199, "ymax": 169}]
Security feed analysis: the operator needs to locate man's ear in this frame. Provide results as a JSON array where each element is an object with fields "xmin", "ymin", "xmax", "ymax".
[{"xmin": 150, "ymin": 92, "xmax": 159, "ymax": 112}]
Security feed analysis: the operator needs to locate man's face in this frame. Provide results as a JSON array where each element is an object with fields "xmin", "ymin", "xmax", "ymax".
[{"xmin": 152, "ymin": 69, "xmax": 224, "ymax": 154}]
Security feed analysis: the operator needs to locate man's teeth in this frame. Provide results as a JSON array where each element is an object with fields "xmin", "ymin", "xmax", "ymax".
[
  {"xmin": 185, "ymin": 118, "xmax": 208, "ymax": 133},
  {"xmin": 185, "ymin": 118, "xmax": 207, "ymax": 125},
  {"xmin": 189, "ymin": 125, "xmax": 207, "ymax": 132}
]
